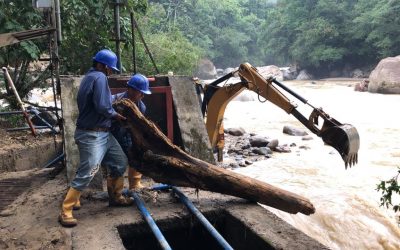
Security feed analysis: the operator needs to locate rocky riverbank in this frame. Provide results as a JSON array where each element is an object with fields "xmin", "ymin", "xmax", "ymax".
[{"xmin": 219, "ymin": 125, "xmax": 316, "ymax": 169}]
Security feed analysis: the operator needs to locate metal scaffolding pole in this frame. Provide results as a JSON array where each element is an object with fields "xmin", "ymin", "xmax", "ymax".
[{"xmin": 112, "ymin": 0, "xmax": 123, "ymax": 73}]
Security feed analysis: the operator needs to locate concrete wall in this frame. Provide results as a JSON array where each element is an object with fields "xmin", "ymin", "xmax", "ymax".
[
  {"xmin": 169, "ymin": 76, "xmax": 215, "ymax": 164},
  {"xmin": 60, "ymin": 77, "xmax": 80, "ymax": 182}
]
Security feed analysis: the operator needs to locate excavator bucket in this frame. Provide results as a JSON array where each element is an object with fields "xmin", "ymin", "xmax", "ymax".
[
  {"xmin": 319, "ymin": 122, "xmax": 360, "ymax": 168},
  {"xmin": 266, "ymin": 76, "xmax": 360, "ymax": 168},
  {"xmin": 292, "ymin": 107, "xmax": 360, "ymax": 168}
]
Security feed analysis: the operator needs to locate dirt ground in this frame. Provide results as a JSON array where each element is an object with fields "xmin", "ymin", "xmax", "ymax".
[
  {"xmin": 0, "ymin": 128, "xmax": 324, "ymax": 250},
  {"xmin": 0, "ymin": 168, "xmax": 326, "ymax": 250},
  {"xmin": 0, "ymin": 166, "xmax": 187, "ymax": 250},
  {"xmin": 0, "ymin": 128, "xmax": 77, "ymax": 249},
  {"xmin": 0, "ymin": 128, "xmax": 58, "ymax": 153},
  {"xmin": 0, "ymin": 167, "xmax": 70, "ymax": 249}
]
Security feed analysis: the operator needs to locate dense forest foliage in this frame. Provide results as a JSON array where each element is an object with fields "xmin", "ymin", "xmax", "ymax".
[
  {"xmin": 1, "ymin": 0, "xmax": 400, "ymax": 77},
  {"xmin": 147, "ymin": 0, "xmax": 400, "ymax": 76}
]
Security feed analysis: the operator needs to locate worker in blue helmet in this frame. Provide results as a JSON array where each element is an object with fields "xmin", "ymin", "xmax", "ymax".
[
  {"xmin": 92, "ymin": 49, "xmax": 120, "ymax": 72},
  {"xmin": 112, "ymin": 73, "xmax": 151, "ymax": 191},
  {"xmin": 59, "ymin": 49, "xmax": 132, "ymax": 228}
]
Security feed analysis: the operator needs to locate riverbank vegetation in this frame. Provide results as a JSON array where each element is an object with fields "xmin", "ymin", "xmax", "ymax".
[
  {"xmin": 377, "ymin": 167, "xmax": 400, "ymax": 213},
  {"xmin": 2, "ymin": 0, "xmax": 400, "ymax": 77}
]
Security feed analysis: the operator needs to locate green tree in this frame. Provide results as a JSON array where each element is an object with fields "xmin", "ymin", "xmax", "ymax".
[
  {"xmin": 260, "ymin": 0, "xmax": 356, "ymax": 74},
  {"xmin": 122, "ymin": 27, "xmax": 203, "ymax": 75},
  {"xmin": 352, "ymin": 0, "xmax": 400, "ymax": 60},
  {"xmin": 258, "ymin": 4, "xmax": 296, "ymax": 66},
  {"xmin": 0, "ymin": 0, "xmax": 48, "ymax": 104},
  {"xmin": 60, "ymin": 0, "xmax": 203, "ymax": 75},
  {"xmin": 258, "ymin": 0, "xmax": 400, "ymax": 74},
  {"xmin": 60, "ymin": 0, "xmax": 148, "ymax": 74},
  {"xmin": 377, "ymin": 167, "xmax": 400, "ymax": 212},
  {"xmin": 148, "ymin": 0, "xmax": 266, "ymax": 67}
]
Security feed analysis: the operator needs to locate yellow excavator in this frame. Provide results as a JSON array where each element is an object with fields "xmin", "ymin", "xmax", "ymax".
[{"xmin": 200, "ymin": 63, "xmax": 360, "ymax": 168}]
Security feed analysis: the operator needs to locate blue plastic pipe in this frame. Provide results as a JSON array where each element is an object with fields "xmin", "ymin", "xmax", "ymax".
[
  {"xmin": 43, "ymin": 153, "xmax": 64, "ymax": 168},
  {"xmin": 29, "ymin": 108, "xmax": 58, "ymax": 134},
  {"xmin": 151, "ymin": 184, "xmax": 171, "ymax": 191},
  {"xmin": 6, "ymin": 126, "xmax": 48, "ymax": 131},
  {"xmin": 152, "ymin": 185, "xmax": 233, "ymax": 250},
  {"xmin": 171, "ymin": 187, "xmax": 234, "ymax": 250},
  {"xmin": 131, "ymin": 192, "xmax": 172, "ymax": 250}
]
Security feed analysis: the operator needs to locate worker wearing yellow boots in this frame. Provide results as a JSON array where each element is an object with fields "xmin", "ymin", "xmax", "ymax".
[
  {"xmin": 59, "ymin": 49, "xmax": 133, "ymax": 227},
  {"xmin": 111, "ymin": 73, "xmax": 152, "ymax": 191},
  {"xmin": 128, "ymin": 168, "xmax": 144, "ymax": 189}
]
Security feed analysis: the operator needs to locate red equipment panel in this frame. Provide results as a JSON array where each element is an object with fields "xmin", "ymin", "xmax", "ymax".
[{"xmin": 108, "ymin": 76, "xmax": 174, "ymax": 142}]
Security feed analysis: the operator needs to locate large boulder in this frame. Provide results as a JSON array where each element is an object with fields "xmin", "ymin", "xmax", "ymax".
[
  {"xmin": 223, "ymin": 67, "xmax": 236, "ymax": 75},
  {"xmin": 256, "ymin": 65, "xmax": 284, "ymax": 81},
  {"xmin": 296, "ymin": 70, "xmax": 313, "ymax": 80},
  {"xmin": 196, "ymin": 58, "xmax": 217, "ymax": 80},
  {"xmin": 354, "ymin": 80, "xmax": 369, "ymax": 92},
  {"xmin": 351, "ymin": 69, "xmax": 365, "ymax": 78},
  {"xmin": 368, "ymin": 56, "xmax": 400, "ymax": 94},
  {"xmin": 280, "ymin": 66, "xmax": 297, "ymax": 80},
  {"xmin": 216, "ymin": 68, "xmax": 224, "ymax": 77}
]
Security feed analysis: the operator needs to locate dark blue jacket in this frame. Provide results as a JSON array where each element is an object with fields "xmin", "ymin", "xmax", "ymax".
[
  {"xmin": 76, "ymin": 68, "xmax": 117, "ymax": 129},
  {"xmin": 111, "ymin": 91, "xmax": 146, "ymax": 156}
]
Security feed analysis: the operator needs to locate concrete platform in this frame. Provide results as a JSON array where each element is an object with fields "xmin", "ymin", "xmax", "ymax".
[{"xmin": 0, "ymin": 167, "xmax": 328, "ymax": 250}]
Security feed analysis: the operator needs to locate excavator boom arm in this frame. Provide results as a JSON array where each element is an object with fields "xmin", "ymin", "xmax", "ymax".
[
  {"xmin": 238, "ymin": 63, "xmax": 296, "ymax": 114},
  {"xmin": 202, "ymin": 63, "xmax": 359, "ymax": 168}
]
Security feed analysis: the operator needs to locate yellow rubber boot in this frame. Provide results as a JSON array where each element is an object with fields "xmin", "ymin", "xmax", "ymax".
[
  {"xmin": 107, "ymin": 176, "xmax": 133, "ymax": 206},
  {"xmin": 73, "ymin": 199, "xmax": 81, "ymax": 210},
  {"xmin": 59, "ymin": 187, "xmax": 81, "ymax": 227},
  {"xmin": 128, "ymin": 167, "xmax": 144, "ymax": 190}
]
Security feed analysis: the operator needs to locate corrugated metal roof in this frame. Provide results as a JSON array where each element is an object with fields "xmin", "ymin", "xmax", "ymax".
[{"xmin": 0, "ymin": 28, "xmax": 55, "ymax": 47}]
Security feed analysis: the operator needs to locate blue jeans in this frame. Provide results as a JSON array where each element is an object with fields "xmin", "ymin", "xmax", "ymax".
[{"xmin": 71, "ymin": 129, "xmax": 128, "ymax": 191}]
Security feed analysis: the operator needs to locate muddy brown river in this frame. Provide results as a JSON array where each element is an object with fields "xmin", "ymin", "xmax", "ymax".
[{"xmin": 223, "ymin": 80, "xmax": 400, "ymax": 249}]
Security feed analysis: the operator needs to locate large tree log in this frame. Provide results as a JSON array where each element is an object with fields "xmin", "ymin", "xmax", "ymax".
[{"xmin": 114, "ymin": 99, "xmax": 315, "ymax": 215}]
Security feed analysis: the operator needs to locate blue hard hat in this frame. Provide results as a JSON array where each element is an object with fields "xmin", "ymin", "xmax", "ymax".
[
  {"xmin": 93, "ymin": 49, "xmax": 119, "ymax": 72},
  {"xmin": 127, "ymin": 74, "xmax": 151, "ymax": 94}
]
